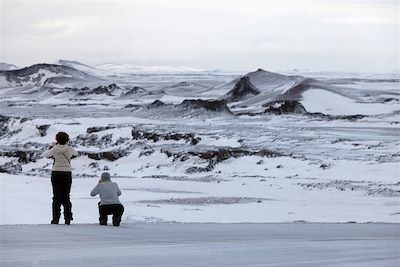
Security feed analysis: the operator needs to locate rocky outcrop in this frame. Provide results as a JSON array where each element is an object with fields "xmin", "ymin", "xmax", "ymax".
[
  {"xmin": 78, "ymin": 84, "xmax": 120, "ymax": 96},
  {"xmin": 37, "ymin": 125, "xmax": 50, "ymax": 136},
  {"xmin": 84, "ymin": 150, "xmax": 128, "ymax": 161},
  {"xmin": 73, "ymin": 133, "xmax": 118, "ymax": 147},
  {"xmin": 124, "ymin": 104, "xmax": 141, "ymax": 109},
  {"xmin": 160, "ymin": 147, "xmax": 282, "ymax": 173},
  {"xmin": 0, "ymin": 115, "xmax": 11, "ymax": 136},
  {"xmin": 142, "ymin": 99, "xmax": 232, "ymax": 114},
  {"xmin": 0, "ymin": 162, "xmax": 22, "ymax": 173},
  {"xmin": 86, "ymin": 126, "xmax": 116, "ymax": 133},
  {"xmin": 263, "ymin": 101, "xmax": 307, "ymax": 114},
  {"xmin": 309, "ymin": 113, "xmax": 365, "ymax": 121},
  {"xmin": 179, "ymin": 99, "xmax": 232, "ymax": 113},
  {"xmin": 188, "ymin": 148, "xmax": 281, "ymax": 162},
  {"xmin": 0, "ymin": 150, "xmax": 38, "ymax": 163},
  {"xmin": 122, "ymin": 86, "xmax": 146, "ymax": 97},
  {"xmin": 131, "ymin": 128, "xmax": 201, "ymax": 145},
  {"xmin": 225, "ymin": 76, "xmax": 260, "ymax": 102},
  {"xmin": 0, "ymin": 115, "xmax": 26, "ymax": 138},
  {"xmin": 147, "ymin": 100, "xmax": 170, "ymax": 109}
]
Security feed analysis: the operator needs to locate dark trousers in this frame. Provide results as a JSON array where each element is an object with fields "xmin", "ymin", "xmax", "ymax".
[
  {"xmin": 98, "ymin": 203, "xmax": 124, "ymax": 226},
  {"xmin": 51, "ymin": 171, "xmax": 72, "ymax": 221}
]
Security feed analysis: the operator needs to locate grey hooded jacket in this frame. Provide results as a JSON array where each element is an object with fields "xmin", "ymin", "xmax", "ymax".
[
  {"xmin": 90, "ymin": 182, "xmax": 122, "ymax": 205},
  {"xmin": 43, "ymin": 144, "xmax": 78, "ymax": 172}
]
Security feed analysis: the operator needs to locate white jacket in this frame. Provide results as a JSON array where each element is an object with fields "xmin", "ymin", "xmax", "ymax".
[{"xmin": 43, "ymin": 144, "xmax": 78, "ymax": 172}]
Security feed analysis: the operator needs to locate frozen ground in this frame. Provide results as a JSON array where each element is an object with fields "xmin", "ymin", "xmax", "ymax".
[
  {"xmin": 1, "ymin": 223, "xmax": 399, "ymax": 267},
  {"xmin": 1, "ymin": 173, "xmax": 399, "ymax": 224}
]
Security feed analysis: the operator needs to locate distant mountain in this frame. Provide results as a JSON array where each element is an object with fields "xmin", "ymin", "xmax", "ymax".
[
  {"xmin": 217, "ymin": 68, "xmax": 377, "ymax": 117},
  {"xmin": 222, "ymin": 69, "xmax": 315, "ymax": 106},
  {"xmin": 0, "ymin": 63, "xmax": 101, "ymax": 89},
  {"xmin": 54, "ymin": 59, "xmax": 106, "ymax": 77},
  {"xmin": 0, "ymin": 63, "xmax": 18, "ymax": 71},
  {"xmin": 96, "ymin": 63, "xmax": 208, "ymax": 74}
]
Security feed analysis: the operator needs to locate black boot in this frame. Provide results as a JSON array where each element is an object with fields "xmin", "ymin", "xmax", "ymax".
[
  {"xmin": 112, "ymin": 216, "xmax": 121, "ymax": 226},
  {"xmin": 51, "ymin": 219, "xmax": 59, "ymax": 224},
  {"xmin": 99, "ymin": 204, "xmax": 108, "ymax": 225},
  {"xmin": 64, "ymin": 212, "xmax": 73, "ymax": 225}
]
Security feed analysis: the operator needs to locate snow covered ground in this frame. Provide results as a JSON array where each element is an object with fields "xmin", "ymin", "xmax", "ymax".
[
  {"xmin": 1, "ymin": 223, "xmax": 399, "ymax": 267},
  {"xmin": 0, "ymin": 63, "xmax": 399, "ymax": 226},
  {"xmin": 0, "ymin": 171, "xmax": 399, "ymax": 224},
  {"xmin": 301, "ymin": 89, "xmax": 399, "ymax": 116}
]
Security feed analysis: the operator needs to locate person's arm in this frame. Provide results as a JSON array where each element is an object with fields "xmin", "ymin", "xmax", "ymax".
[
  {"xmin": 43, "ymin": 146, "xmax": 54, "ymax": 158},
  {"xmin": 90, "ymin": 184, "xmax": 100, "ymax": 197},
  {"xmin": 116, "ymin": 184, "xmax": 121, "ymax": 196},
  {"xmin": 70, "ymin": 147, "xmax": 79, "ymax": 158}
]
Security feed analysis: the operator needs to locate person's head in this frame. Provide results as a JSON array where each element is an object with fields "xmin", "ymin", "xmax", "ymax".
[
  {"xmin": 100, "ymin": 172, "xmax": 111, "ymax": 183},
  {"xmin": 55, "ymin": 132, "xmax": 69, "ymax": 145}
]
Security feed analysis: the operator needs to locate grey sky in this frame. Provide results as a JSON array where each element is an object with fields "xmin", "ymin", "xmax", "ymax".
[{"xmin": 1, "ymin": 0, "xmax": 399, "ymax": 71}]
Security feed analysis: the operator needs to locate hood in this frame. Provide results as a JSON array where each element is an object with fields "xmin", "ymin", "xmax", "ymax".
[{"xmin": 53, "ymin": 144, "xmax": 69, "ymax": 153}]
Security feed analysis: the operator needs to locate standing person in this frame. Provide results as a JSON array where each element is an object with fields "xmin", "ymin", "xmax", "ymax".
[
  {"xmin": 90, "ymin": 172, "xmax": 124, "ymax": 226},
  {"xmin": 44, "ymin": 132, "xmax": 78, "ymax": 225}
]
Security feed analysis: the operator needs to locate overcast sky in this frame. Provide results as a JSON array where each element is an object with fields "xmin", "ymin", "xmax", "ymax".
[{"xmin": 1, "ymin": 0, "xmax": 399, "ymax": 72}]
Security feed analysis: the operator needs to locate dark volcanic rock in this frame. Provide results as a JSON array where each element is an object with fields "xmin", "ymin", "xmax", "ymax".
[
  {"xmin": 0, "ymin": 150, "xmax": 38, "ymax": 163},
  {"xmin": 188, "ymin": 148, "xmax": 280, "ymax": 162},
  {"xmin": 159, "ymin": 147, "xmax": 282, "ymax": 174},
  {"xmin": 139, "ymin": 148, "xmax": 155, "ymax": 157},
  {"xmin": 0, "ymin": 161, "xmax": 22, "ymax": 174},
  {"xmin": 48, "ymin": 88, "xmax": 63, "ymax": 95},
  {"xmin": 148, "ymin": 100, "xmax": 170, "ymax": 108},
  {"xmin": 179, "ymin": 99, "xmax": 232, "ymax": 113},
  {"xmin": 263, "ymin": 101, "xmax": 307, "ymax": 114},
  {"xmin": 380, "ymin": 97, "xmax": 399, "ymax": 103},
  {"xmin": 73, "ymin": 133, "xmax": 114, "ymax": 147},
  {"xmin": 225, "ymin": 76, "xmax": 260, "ymax": 102},
  {"xmin": 78, "ymin": 84, "xmax": 120, "ymax": 96},
  {"xmin": 86, "ymin": 126, "xmax": 116, "ymax": 133},
  {"xmin": 0, "ymin": 115, "xmax": 25, "ymax": 137},
  {"xmin": 309, "ymin": 113, "xmax": 365, "ymax": 121},
  {"xmin": 124, "ymin": 104, "xmax": 141, "ymax": 109},
  {"xmin": 0, "ymin": 115, "xmax": 11, "ymax": 136},
  {"xmin": 144, "ymin": 99, "xmax": 232, "ymax": 114},
  {"xmin": 37, "ymin": 125, "xmax": 50, "ymax": 137},
  {"xmin": 185, "ymin": 147, "xmax": 281, "ymax": 174},
  {"xmin": 85, "ymin": 150, "xmax": 128, "ymax": 161},
  {"xmin": 122, "ymin": 86, "xmax": 146, "ymax": 96},
  {"xmin": 131, "ymin": 128, "xmax": 201, "ymax": 145}
]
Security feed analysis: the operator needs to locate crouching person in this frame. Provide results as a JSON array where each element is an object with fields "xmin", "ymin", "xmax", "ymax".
[{"xmin": 90, "ymin": 172, "xmax": 124, "ymax": 226}]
